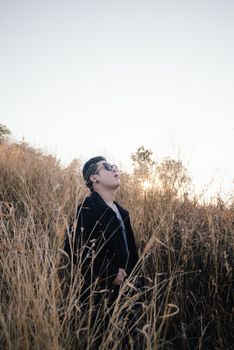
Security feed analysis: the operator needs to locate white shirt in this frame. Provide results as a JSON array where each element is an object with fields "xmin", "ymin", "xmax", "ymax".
[{"xmin": 109, "ymin": 203, "xmax": 129, "ymax": 255}]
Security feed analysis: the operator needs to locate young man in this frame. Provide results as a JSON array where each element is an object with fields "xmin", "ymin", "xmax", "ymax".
[
  {"xmin": 65, "ymin": 156, "xmax": 140, "ymax": 295},
  {"xmin": 64, "ymin": 156, "xmax": 143, "ymax": 347}
]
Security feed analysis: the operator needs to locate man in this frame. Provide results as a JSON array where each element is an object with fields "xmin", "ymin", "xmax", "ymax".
[{"xmin": 64, "ymin": 156, "xmax": 143, "ymax": 348}]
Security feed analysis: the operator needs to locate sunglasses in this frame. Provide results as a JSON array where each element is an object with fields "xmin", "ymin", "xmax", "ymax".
[{"xmin": 95, "ymin": 162, "xmax": 119, "ymax": 174}]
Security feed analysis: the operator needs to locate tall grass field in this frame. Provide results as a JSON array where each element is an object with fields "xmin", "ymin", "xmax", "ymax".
[{"xmin": 0, "ymin": 141, "xmax": 233, "ymax": 349}]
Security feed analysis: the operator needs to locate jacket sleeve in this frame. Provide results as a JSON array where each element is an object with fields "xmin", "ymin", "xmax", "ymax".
[{"xmin": 64, "ymin": 205, "xmax": 119, "ymax": 288}]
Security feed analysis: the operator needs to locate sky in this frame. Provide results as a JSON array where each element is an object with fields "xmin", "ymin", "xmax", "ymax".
[{"xmin": 1, "ymin": 0, "xmax": 234, "ymax": 199}]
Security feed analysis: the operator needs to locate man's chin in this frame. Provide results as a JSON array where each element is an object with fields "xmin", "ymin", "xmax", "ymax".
[{"xmin": 111, "ymin": 183, "xmax": 120, "ymax": 190}]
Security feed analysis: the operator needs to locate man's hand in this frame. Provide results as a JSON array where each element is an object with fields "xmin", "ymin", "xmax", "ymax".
[{"xmin": 112, "ymin": 268, "xmax": 127, "ymax": 286}]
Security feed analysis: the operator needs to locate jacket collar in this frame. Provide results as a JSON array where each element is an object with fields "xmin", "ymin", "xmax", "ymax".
[
  {"xmin": 90, "ymin": 191, "xmax": 109, "ymax": 208},
  {"xmin": 90, "ymin": 191, "xmax": 129, "ymax": 221}
]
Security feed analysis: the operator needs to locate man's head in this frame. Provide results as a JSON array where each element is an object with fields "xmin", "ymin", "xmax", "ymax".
[{"xmin": 82, "ymin": 156, "xmax": 120, "ymax": 192}]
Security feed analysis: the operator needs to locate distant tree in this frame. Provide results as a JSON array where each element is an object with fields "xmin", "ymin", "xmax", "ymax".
[
  {"xmin": 156, "ymin": 158, "xmax": 191, "ymax": 195},
  {"xmin": 0, "ymin": 124, "xmax": 11, "ymax": 144},
  {"xmin": 131, "ymin": 146, "xmax": 155, "ymax": 181}
]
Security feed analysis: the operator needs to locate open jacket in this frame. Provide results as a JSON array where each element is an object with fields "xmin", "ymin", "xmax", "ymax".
[{"xmin": 64, "ymin": 191, "xmax": 140, "ymax": 291}]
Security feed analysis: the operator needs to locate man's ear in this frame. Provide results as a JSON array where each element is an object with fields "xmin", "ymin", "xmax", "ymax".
[{"xmin": 90, "ymin": 174, "xmax": 98, "ymax": 184}]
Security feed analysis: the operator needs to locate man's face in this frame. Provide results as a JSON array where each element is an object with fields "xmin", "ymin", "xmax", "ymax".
[{"xmin": 93, "ymin": 160, "xmax": 120, "ymax": 190}]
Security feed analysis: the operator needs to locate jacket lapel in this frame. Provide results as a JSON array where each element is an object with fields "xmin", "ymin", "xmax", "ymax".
[
  {"xmin": 90, "ymin": 192, "xmax": 118, "ymax": 227},
  {"xmin": 90, "ymin": 192, "xmax": 129, "ymax": 229},
  {"xmin": 89, "ymin": 192, "xmax": 128, "ymax": 256}
]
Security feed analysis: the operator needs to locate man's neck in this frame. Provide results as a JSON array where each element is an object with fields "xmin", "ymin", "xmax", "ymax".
[{"xmin": 95, "ymin": 188, "xmax": 116, "ymax": 206}]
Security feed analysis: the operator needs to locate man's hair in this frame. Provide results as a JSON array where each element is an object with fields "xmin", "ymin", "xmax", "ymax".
[{"xmin": 82, "ymin": 156, "xmax": 106, "ymax": 191}]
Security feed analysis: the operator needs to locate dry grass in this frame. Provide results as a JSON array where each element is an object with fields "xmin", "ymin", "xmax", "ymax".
[{"xmin": 0, "ymin": 141, "xmax": 233, "ymax": 349}]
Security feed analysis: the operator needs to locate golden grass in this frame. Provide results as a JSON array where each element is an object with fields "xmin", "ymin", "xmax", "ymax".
[{"xmin": 0, "ymin": 141, "xmax": 233, "ymax": 349}]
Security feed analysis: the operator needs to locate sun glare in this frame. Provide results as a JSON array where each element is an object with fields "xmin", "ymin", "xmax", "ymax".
[{"xmin": 142, "ymin": 180, "xmax": 152, "ymax": 191}]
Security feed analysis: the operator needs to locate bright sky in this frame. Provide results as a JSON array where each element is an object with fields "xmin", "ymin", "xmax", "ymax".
[{"xmin": 1, "ymin": 0, "xmax": 234, "ymax": 199}]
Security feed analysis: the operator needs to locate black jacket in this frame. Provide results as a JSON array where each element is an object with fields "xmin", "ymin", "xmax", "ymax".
[{"xmin": 64, "ymin": 191, "xmax": 139, "ymax": 291}]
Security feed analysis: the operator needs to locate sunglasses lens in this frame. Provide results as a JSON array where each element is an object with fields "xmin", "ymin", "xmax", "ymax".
[
  {"xmin": 103, "ymin": 163, "xmax": 112, "ymax": 171},
  {"xmin": 103, "ymin": 163, "xmax": 119, "ymax": 172}
]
